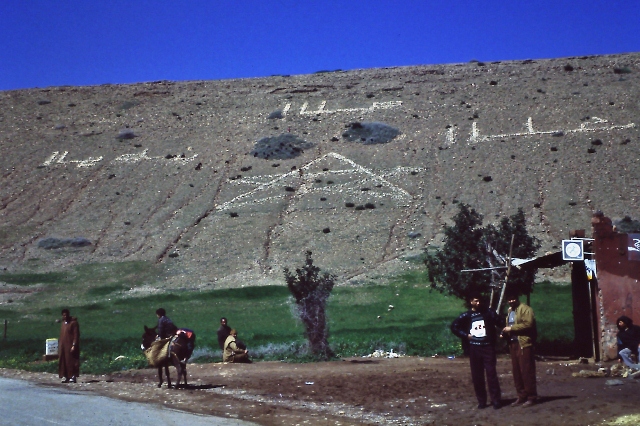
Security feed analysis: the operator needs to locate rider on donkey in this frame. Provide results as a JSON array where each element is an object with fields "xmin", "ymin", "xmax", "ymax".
[
  {"xmin": 143, "ymin": 309, "xmax": 196, "ymax": 388},
  {"xmin": 155, "ymin": 308, "xmax": 194, "ymax": 361},
  {"xmin": 156, "ymin": 308, "xmax": 178, "ymax": 339}
]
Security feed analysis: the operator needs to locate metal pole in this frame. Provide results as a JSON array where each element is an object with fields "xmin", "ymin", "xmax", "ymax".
[
  {"xmin": 588, "ymin": 280, "xmax": 598, "ymax": 360},
  {"xmin": 490, "ymin": 287, "xmax": 495, "ymax": 310},
  {"xmin": 496, "ymin": 234, "xmax": 515, "ymax": 313}
]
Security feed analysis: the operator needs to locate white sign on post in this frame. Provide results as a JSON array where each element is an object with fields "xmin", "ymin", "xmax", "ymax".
[
  {"xmin": 562, "ymin": 240, "xmax": 584, "ymax": 261},
  {"xmin": 46, "ymin": 338, "xmax": 59, "ymax": 356}
]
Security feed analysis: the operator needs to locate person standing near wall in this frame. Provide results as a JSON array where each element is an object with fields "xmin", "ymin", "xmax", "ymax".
[
  {"xmin": 59, "ymin": 309, "xmax": 80, "ymax": 383},
  {"xmin": 502, "ymin": 292, "xmax": 537, "ymax": 407}
]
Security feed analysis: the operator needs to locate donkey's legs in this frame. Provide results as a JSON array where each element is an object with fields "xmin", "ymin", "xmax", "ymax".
[
  {"xmin": 181, "ymin": 360, "xmax": 188, "ymax": 386},
  {"xmin": 157, "ymin": 366, "xmax": 163, "ymax": 388},
  {"xmin": 164, "ymin": 364, "xmax": 172, "ymax": 388},
  {"xmin": 170, "ymin": 353, "xmax": 184, "ymax": 388}
]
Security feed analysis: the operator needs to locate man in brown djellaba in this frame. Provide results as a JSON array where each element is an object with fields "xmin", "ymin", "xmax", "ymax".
[{"xmin": 59, "ymin": 309, "xmax": 80, "ymax": 383}]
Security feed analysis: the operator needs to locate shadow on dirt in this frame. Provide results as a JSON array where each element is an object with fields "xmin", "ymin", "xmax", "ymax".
[
  {"xmin": 175, "ymin": 383, "xmax": 226, "ymax": 390},
  {"xmin": 502, "ymin": 395, "xmax": 576, "ymax": 406}
]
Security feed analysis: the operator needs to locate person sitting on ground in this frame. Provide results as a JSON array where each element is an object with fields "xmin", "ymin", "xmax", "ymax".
[
  {"xmin": 223, "ymin": 329, "xmax": 251, "ymax": 363},
  {"xmin": 617, "ymin": 315, "xmax": 640, "ymax": 370},
  {"xmin": 156, "ymin": 308, "xmax": 178, "ymax": 339},
  {"xmin": 217, "ymin": 317, "xmax": 246, "ymax": 352}
]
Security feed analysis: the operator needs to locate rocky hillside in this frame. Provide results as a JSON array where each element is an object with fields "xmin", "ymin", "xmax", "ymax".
[{"xmin": 1, "ymin": 53, "xmax": 638, "ymax": 288}]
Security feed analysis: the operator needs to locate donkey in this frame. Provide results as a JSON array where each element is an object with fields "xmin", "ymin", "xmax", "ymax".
[{"xmin": 142, "ymin": 325, "xmax": 196, "ymax": 388}]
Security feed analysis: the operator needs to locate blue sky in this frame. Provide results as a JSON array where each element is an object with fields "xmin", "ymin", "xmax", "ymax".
[{"xmin": 1, "ymin": 1, "xmax": 639, "ymax": 91}]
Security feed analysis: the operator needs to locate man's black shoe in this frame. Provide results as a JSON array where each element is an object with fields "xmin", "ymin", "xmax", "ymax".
[
  {"xmin": 493, "ymin": 401, "xmax": 502, "ymax": 410},
  {"xmin": 477, "ymin": 403, "xmax": 488, "ymax": 409}
]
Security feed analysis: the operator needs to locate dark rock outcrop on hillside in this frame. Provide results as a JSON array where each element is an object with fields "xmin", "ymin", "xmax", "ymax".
[
  {"xmin": 0, "ymin": 54, "xmax": 638, "ymax": 287},
  {"xmin": 342, "ymin": 122, "xmax": 401, "ymax": 144},
  {"xmin": 250, "ymin": 134, "xmax": 314, "ymax": 159},
  {"xmin": 37, "ymin": 237, "xmax": 92, "ymax": 250}
]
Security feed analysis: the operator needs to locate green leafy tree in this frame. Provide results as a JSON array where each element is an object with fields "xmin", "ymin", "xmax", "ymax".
[
  {"xmin": 284, "ymin": 251, "xmax": 336, "ymax": 360},
  {"xmin": 425, "ymin": 204, "xmax": 489, "ymax": 300},
  {"xmin": 425, "ymin": 204, "xmax": 540, "ymax": 302}
]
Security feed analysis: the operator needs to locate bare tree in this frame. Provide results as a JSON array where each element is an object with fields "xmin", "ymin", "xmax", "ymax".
[{"xmin": 284, "ymin": 251, "xmax": 335, "ymax": 359}]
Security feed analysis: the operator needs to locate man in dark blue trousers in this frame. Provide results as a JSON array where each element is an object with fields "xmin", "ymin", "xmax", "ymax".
[{"xmin": 451, "ymin": 293, "xmax": 504, "ymax": 409}]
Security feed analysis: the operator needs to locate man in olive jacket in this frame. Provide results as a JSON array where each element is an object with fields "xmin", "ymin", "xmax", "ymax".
[
  {"xmin": 223, "ymin": 329, "xmax": 251, "ymax": 363},
  {"xmin": 502, "ymin": 292, "xmax": 537, "ymax": 407}
]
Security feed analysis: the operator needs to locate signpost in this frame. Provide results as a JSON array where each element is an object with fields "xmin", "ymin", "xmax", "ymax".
[{"xmin": 562, "ymin": 239, "xmax": 584, "ymax": 261}]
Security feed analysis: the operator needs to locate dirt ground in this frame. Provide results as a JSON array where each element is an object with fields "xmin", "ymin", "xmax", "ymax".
[{"xmin": 2, "ymin": 356, "xmax": 639, "ymax": 425}]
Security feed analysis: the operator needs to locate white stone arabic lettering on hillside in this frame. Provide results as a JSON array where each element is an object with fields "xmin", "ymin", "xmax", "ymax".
[
  {"xmin": 41, "ymin": 149, "xmax": 198, "ymax": 168},
  {"xmin": 216, "ymin": 152, "xmax": 420, "ymax": 212},
  {"xmin": 40, "ymin": 117, "xmax": 634, "ymax": 170},
  {"xmin": 112, "ymin": 149, "xmax": 198, "ymax": 165},
  {"xmin": 445, "ymin": 116, "xmax": 635, "ymax": 145},
  {"xmin": 279, "ymin": 100, "xmax": 403, "ymax": 117},
  {"xmin": 42, "ymin": 151, "xmax": 103, "ymax": 168}
]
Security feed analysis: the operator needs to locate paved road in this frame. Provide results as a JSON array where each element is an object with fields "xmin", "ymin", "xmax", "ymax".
[{"xmin": 0, "ymin": 377, "xmax": 257, "ymax": 426}]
